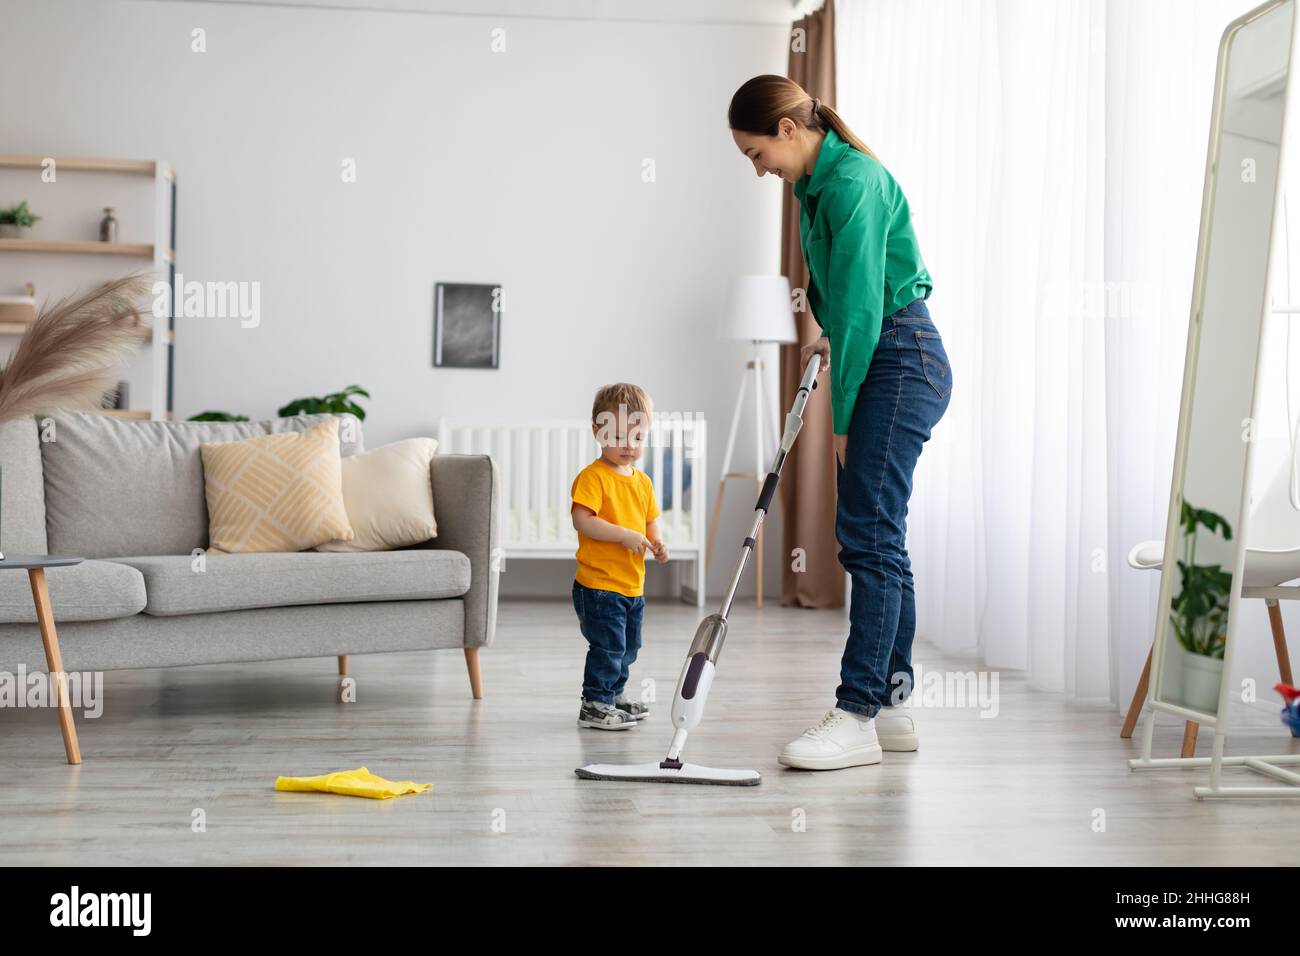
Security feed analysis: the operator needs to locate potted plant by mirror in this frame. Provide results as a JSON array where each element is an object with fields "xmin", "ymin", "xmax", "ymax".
[
  {"xmin": 0, "ymin": 201, "xmax": 41, "ymax": 239},
  {"xmin": 1169, "ymin": 501, "xmax": 1233, "ymax": 713}
]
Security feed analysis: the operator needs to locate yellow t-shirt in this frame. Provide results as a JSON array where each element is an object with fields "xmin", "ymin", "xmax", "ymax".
[{"xmin": 571, "ymin": 458, "xmax": 661, "ymax": 598}]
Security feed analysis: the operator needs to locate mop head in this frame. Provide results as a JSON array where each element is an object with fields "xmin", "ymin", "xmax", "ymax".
[{"xmin": 575, "ymin": 761, "xmax": 760, "ymax": 786}]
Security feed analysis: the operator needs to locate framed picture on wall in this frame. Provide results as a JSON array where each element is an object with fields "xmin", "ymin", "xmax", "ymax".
[{"xmin": 434, "ymin": 282, "xmax": 501, "ymax": 369}]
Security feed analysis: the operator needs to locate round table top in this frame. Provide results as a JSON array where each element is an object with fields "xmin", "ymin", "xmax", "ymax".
[{"xmin": 0, "ymin": 555, "xmax": 84, "ymax": 570}]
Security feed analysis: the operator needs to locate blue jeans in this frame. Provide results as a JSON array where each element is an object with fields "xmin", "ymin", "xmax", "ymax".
[
  {"xmin": 572, "ymin": 580, "xmax": 644, "ymax": 703},
  {"xmin": 835, "ymin": 298, "xmax": 951, "ymax": 718}
]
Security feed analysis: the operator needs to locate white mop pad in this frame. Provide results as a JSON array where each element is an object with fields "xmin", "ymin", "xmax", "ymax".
[{"xmin": 575, "ymin": 762, "xmax": 760, "ymax": 786}]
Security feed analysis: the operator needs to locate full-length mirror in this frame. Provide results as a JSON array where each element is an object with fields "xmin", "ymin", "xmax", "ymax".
[{"xmin": 1153, "ymin": 0, "xmax": 1296, "ymax": 720}]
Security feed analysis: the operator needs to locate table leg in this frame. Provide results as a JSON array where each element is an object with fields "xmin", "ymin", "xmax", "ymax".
[{"xmin": 28, "ymin": 567, "xmax": 81, "ymax": 765}]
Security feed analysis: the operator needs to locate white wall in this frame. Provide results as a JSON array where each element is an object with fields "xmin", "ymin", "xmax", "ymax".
[{"xmin": 0, "ymin": 0, "xmax": 797, "ymax": 600}]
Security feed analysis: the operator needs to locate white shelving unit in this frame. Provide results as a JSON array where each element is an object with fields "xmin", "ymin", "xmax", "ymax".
[{"xmin": 0, "ymin": 154, "xmax": 177, "ymax": 420}]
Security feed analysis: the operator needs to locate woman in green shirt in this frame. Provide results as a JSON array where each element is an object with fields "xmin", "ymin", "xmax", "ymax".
[{"xmin": 730, "ymin": 75, "xmax": 952, "ymax": 771}]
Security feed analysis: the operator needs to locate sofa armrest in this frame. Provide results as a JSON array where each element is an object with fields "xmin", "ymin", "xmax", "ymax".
[{"xmin": 423, "ymin": 454, "xmax": 500, "ymax": 648}]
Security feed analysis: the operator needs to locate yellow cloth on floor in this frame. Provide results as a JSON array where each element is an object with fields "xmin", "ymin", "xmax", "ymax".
[{"xmin": 274, "ymin": 766, "xmax": 432, "ymax": 799}]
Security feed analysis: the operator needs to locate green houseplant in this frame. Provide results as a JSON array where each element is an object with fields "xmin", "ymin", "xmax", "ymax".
[
  {"xmin": 188, "ymin": 411, "xmax": 250, "ymax": 422},
  {"xmin": 0, "ymin": 200, "xmax": 41, "ymax": 237},
  {"xmin": 188, "ymin": 385, "xmax": 370, "ymax": 424},
  {"xmin": 278, "ymin": 384, "xmax": 370, "ymax": 421},
  {"xmin": 1169, "ymin": 500, "xmax": 1234, "ymax": 712},
  {"xmin": 1170, "ymin": 500, "xmax": 1233, "ymax": 659}
]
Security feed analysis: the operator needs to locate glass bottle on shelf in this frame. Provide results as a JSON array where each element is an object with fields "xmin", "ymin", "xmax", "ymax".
[{"xmin": 98, "ymin": 207, "xmax": 117, "ymax": 243}]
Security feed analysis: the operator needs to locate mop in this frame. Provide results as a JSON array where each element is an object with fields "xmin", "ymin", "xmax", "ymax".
[{"xmin": 575, "ymin": 353, "xmax": 822, "ymax": 786}]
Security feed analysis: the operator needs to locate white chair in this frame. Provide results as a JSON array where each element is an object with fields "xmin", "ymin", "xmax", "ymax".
[{"xmin": 1124, "ymin": 458, "xmax": 1297, "ymax": 753}]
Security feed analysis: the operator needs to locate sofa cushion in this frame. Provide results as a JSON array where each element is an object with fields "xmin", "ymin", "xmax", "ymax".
[
  {"xmin": 110, "ymin": 550, "xmax": 471, "ymax": 617},
  {"xmin": 201, "ymin": 419, "xmax": 354, "ymax": 553},
  {"xmin": 0, "ymin": 416, "xmax": 48, "ymax": 555},
  {"xmin": 39, "ymin": 412, "xmax": 363, "ymax": 558},
  {"xmin": 317, "ymin": 438, "xmax": 439, "ymax": 552},
  {"xmin": 0, "ymin": 559, "xmax": 146, "ymax": 623}
]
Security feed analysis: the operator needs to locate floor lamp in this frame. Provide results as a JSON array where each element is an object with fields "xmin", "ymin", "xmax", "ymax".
[{"xmin": 708, "ymin": 275, "xmax": 798, "ymax": 607}]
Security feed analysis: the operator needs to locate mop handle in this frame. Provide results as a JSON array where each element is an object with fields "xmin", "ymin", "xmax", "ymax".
[
  {"xmin": 787, "ymin": 352, "xmax": 822, "ymax": 446},
  {"xmin": 755, "ymin": 352, "xmax": 821, "ymax": 515},
  {"xmin": 664, "ymin": 353, "xmax": 826, "ymax": 765},
  {"xmin": 717, "ymin": 353, "xmax": 821, "ymax": 619}
]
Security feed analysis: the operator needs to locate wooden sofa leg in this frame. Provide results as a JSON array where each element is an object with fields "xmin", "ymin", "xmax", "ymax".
[
  {"xmin": 338, "ymin": 655, "xmax": 349, "ymax": 677},
  {"xmin": 1181, "ymin": 721, "xmax": 1199, "ymax": 757},
  {"xmin": 464, "ymin": 647, "xmax": 483, "ymax": 700}
]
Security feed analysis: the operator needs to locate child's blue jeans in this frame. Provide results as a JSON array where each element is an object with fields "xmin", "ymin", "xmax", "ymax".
[
  {"xmin": 573, "ymin": 580, "xmax": 644, "ymax": 703},
  {"xmin": 835, "ymin": 298, "xmax": 951, "ymax": 719}
]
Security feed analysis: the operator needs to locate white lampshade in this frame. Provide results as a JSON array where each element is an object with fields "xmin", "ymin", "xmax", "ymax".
[{"xmin": 719, "ymin": 275, "xmax": 797, "ymax": 343}]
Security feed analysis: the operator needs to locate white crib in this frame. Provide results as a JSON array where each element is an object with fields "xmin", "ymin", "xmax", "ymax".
[{"xmin": 435, "ymin": 416, "xmax": 707, "ymax": 606}]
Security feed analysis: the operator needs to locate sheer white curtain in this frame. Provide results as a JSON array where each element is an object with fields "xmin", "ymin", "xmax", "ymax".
[{"xmin": 836, "ymin": 0, "xmax": 1257, "ymax": 704}]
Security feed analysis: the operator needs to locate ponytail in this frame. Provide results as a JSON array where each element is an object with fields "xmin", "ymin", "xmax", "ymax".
[{"xmin": 728, "ymin": 74, "xmax": 879, "ymax": 161}]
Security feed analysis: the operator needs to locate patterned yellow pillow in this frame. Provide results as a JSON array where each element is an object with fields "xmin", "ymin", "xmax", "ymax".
[{"xmin": 200, "ymin": 419, "xmax": 354, "ymax": 553}]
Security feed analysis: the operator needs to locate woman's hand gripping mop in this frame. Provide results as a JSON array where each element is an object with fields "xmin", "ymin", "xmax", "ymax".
[{"xmin": 575, "ymin": 353, "xmax": 822, "ymax": 786}]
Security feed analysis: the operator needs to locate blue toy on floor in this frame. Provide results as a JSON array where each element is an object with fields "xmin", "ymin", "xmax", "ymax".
[{"xmin": 1277, "ymin": 683, "xmax": 1300, "ymax": 737}]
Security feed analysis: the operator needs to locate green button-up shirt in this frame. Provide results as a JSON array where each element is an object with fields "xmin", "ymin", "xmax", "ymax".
[{"xmin": 793, "ymin": 127, "xmax": 933, "ymax": 434}]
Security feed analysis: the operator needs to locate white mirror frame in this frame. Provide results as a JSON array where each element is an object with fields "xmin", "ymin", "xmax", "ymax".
[{"xmin": 1131, "ymin": 0, "xmax": 1300, "ymax": 798}]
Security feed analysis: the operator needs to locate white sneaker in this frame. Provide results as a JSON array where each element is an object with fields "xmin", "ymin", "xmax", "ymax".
[
  {"xmin": 875, "ymin": 705, "xmax": 919, "ymax": 751},
  {"xmin": 778, "ymin": 708, "xmax": 883, "ymax": 770}
]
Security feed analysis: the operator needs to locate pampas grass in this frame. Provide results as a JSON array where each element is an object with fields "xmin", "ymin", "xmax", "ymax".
[{"xmin": 0, "ymin": 273, "xmax": 154, "ymax": 422}]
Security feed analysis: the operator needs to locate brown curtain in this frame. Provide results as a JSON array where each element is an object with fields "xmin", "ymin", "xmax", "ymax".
[{"xmin": 780, "ymin": 0, "xmax": 843, "ymax": 609}]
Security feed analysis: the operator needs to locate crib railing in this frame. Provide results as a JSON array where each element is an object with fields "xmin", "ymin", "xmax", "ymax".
[{"xmin": 435, "ymin": 416, "xmax": 707, "ymax": 605}]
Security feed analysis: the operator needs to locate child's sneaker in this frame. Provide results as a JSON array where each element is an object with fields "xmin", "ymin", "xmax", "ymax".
[
  {"xmin": 578, "ymin": 698, "xmax": 639, "ymax": 730},
  {"xmin": 615, "ymin": 695, "xmax": 649, "ymax": 720}
]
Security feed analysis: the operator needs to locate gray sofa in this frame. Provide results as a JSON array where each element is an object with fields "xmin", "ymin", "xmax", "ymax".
[{"xmin": 0, "ymin": 411, "xmax": 500, "ymax": 717}]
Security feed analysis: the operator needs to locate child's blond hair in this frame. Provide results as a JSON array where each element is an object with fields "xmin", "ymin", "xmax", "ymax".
[{"xmin": 591, "ymin": 383, "xmax": 653, "ymax": 444}]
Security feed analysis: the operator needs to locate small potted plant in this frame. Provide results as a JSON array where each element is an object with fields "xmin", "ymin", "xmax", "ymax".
[
  {"xmin": 0, "ymin": 201, "xmax": 41, "ymax": 239},
  {"xmin": 1169, "ymin": 500, "xmax": 1233, "ymax": 712},
  {"xmin": 187, "ymin": 385, "xmax": 371, "ymax": 424},
  {"xmin": 278, "ymin": 384, "xmax": 371, "ymax": 420}
]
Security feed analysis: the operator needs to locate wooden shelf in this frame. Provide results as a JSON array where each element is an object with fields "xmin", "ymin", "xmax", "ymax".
[
  {"xmin": 140, "ymin": 328, "xmax": 175, "ymax": 344},
  {"xmin": 0, "ymin": 324, "xmax": 172, "ymax": 343},
  {"xmin": 97, "ymin": 409, "xmax": 172, "ymax": 421},
  {"xmin": 0, "ymin": 153, "xmax": 177, "ymax": 424},
  {"xmin": 0, "ymin": 239, "xmax": 155, "ymax": 257},
  {"xmin": 0, "ymin": 155, "xmax": 158, "ymax": 176}
]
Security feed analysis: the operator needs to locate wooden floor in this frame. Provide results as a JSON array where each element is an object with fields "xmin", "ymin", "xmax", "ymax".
[{"xmin": 2, "ymin": 597, "xmax": 1298, "ymax": 866}]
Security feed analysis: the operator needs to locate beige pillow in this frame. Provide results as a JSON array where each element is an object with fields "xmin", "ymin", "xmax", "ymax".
[
  {"xmin": 200, "ymin": 419, "xmax": 354, "ymax": 553},
  {"xmin": 317, "ymin": 437, "xmax": 439, "ymax": 552}
]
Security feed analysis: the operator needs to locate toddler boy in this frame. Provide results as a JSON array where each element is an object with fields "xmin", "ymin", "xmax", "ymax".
[{"xmin": 570, "ymin": 383, "xmax": 669, "ymax": 729}]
